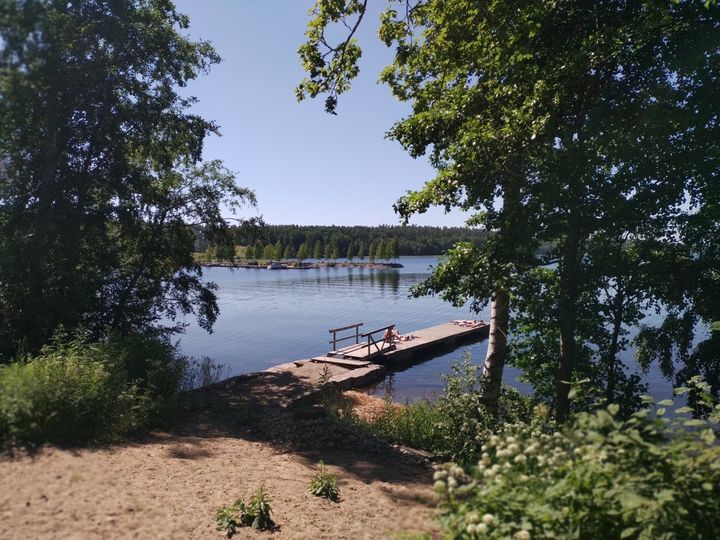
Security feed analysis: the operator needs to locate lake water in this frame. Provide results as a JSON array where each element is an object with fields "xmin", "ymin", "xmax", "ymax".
[{"xmin": 179, "ymin": 256, "xmax": 675, "ymax": 402}]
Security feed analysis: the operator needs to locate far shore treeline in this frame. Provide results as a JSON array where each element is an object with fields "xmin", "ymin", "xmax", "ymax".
[{"xmin": 195, "ymin": 224, "xmax": 490, "ymax": 260}]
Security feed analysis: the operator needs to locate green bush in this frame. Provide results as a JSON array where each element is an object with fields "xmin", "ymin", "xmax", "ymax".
[
  {"xmin": 433, "ymin": 395, "xmax": 720, "ymax": 539},
  {"xmin": 0, "ymin": 335, "xmax": 144, "ymax": 445},
  {"xmin": 364, "ymin": 355, "xmax": 535, "ymax": 466},
  {"xmin": 308, "ymin": 461, "xmax": 340, "ymax": 501},
  {"xmin": 368, "ymin": 398, "xmax": 442, "ymax": 453},
  {"xmin": 0, "ymin": 330, "xmax": 193, "ymax": 447},
  {"xmin": 215, "ymin": 486, "xmax": 275, "ymax": 536}
]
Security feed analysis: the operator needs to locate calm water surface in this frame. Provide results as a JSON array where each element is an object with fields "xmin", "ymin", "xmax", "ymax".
[{"xmin": 179, "ymin": 256, "xmax": 673, "ymax": 401}]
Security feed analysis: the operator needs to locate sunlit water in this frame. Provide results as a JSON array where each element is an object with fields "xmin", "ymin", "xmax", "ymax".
[{"xmin": 179, "ymin": 256, "xmax": 675, "ymax": 402}]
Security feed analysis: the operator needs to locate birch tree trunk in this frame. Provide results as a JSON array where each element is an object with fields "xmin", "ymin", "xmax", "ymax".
[
  {"xmin": 481, "ymin": 289, "xmax": 510, "ymax": 415},
  {"xmin": 481, "ymin": 162, "xmax": 522, "ymax": 415},
  {"xmin": 556, "ymin": 226, "xmax": 580, "ymax": 422}
]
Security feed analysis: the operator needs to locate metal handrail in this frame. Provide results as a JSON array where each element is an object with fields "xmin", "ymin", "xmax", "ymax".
[
  {"xmin": 329, "ymin": 322, "xmax": 364, "ymax": 333},
  {"xmin": 361, "ymin": 324, "xmax": 395, "ymax": 355},
  {"xmin": 360, "ymin": 324, "xmax": 395, "ymax": 339},
  {"xmin": 329, "ymin": 322, "xmax": 364, "ymax": 350}
]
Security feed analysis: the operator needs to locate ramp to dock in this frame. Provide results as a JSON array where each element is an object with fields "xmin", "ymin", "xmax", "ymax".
[
  {"xmin": 310, "ymin": 356, "xmax": 371, "ymax": 368},
  {"xmin": 326, "ymin": 323, "xmax": 397, "ymax": 362}
]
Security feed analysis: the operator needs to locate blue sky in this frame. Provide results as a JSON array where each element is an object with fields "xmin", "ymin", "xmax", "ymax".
[{"xmin": 173, "ymin": 0, "xmax": 466, "ymax": 227}]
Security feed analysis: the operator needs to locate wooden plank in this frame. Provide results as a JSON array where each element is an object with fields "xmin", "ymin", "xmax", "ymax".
[
  {"xmin": 341, "ymin": 348, "xmax": 384, "ymax": 361},
  {"xmin": 311, "ymin": 356, "xmax": 371, "ymax": 368},
  {"xmin": 335, "ymin": 342, "xmax": 370, "ymax": 354}
]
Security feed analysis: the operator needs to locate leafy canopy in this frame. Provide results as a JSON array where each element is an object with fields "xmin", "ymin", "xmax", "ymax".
[{"xmin": 0, "ymin": 0, "xmax": 254, "ymax": 358}]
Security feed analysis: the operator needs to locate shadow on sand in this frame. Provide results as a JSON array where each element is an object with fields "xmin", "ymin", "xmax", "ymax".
[{"xmin": 125, "ymin": 369, "xmax": 434, "ymax": 492}]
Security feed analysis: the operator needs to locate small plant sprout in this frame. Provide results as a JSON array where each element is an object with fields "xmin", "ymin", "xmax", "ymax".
[
  {"xmin": 214, "ymin": 485, "xmax": 275, "ymax": 537},
  {"xmin": 319, "ymin": 364, "xmax": 332, "ymax": 386},
  {"xmin": 308, "ymin": 461, "xmax": 340, "ymax": 501}
]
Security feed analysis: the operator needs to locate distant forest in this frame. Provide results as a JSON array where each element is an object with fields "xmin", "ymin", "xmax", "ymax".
[{"xmin": 196, "ymin": 224, "xmax": 489, "ymax": 258}]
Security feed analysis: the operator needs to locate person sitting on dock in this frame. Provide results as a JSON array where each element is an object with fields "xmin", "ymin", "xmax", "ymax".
[
  {"xmin": 383, "ymin": 328, "xmax": 417, "ymax": 344},
  {"xmin": 383, "ymin": 327, "xmax": 401, "ymax": 344}
]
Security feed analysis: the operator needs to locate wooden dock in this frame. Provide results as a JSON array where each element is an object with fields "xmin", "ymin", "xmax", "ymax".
[
  {"xmin": 184, "ymin": 320, "xmax": 490, "ymax": 410},
  {"xmin": 321, "ymin": 321, "xmax": 489, "ymax": 365},
  {"xmin": 299, "ymin": 320, "xmax": 489, "ymax": 397},
  {"xmin": 380, "ymin": 321, "xmax": 489, "ymax": 363}
]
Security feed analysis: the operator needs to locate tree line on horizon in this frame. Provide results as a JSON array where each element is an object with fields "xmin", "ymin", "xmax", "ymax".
[
  {"xmin": 195, "ymin": 224, "xmax": 490, "ymax": 260},
  {"xmin": 240, "ymin": 236, "xmax": 400, "ymax": 263}
]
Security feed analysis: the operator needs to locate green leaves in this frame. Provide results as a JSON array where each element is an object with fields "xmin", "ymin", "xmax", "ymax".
[
  {"xmin": 215, "ymin": 486, "xmax": 275, "ymax": 536},
  {"xmin": 620, "ymin": 527, "xmax": 638, "ymax": 538},
  {"xmin": 308, "ymin": 461, "xmax": 340, "ymax": 501},
  {"xmin": 0, "ymin": 1, "xmax": 255, "ymax": 355},
  {"xmin": 296, "ymin": 0, "xmax": 368, "ymax": 114},
  {"xmin": 436, "ymin": 390, "xmax": 720, "ymax": 539}
]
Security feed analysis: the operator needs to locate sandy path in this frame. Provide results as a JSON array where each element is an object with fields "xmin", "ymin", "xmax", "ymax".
[{"xmin": 0, "ymin": 407, "xmax": 439, "ymax": 539}]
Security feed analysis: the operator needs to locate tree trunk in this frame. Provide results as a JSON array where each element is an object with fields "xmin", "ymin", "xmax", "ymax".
[
  {"xmin": 605, "ymin": 289, "xmax": 625, "ymax": 402},
  {"xmin": 482, "ymin": 288, "xmax": 510, "ymax": 415},
  {"xmin": 481, "ymin": 160, "xmax": 523, "ymax": 415},
  {"xmin": 556, "ymin": 226, "xmax": 580, "ymax": 423},
  {"xmin": 26, "ymin": 67, "xmax": 62, "ymax": 348}
]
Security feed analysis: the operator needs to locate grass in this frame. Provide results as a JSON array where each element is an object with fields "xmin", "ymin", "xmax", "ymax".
[
  {"xmin": 362, "ymin": 398, "xmax": 442, "ymax": 452},
  {"xmin": 336, "ymin": 356, "xmax": 536, "ymax": 466},
  {"xmin": 0, "ymin": 330, "xmax": 217, "ymax": 449}
]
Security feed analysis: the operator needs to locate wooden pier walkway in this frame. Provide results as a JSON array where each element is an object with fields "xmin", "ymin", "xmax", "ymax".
[
  {"xmin": 275, "ymin": 320, "xmax": 488, "ymax": 404},
  {"xmin": 321, "ymin": 321, "xmax": 489, "ymax": 365},
  {"xmin": 184, "ymin": 320, "xmax": 489, "ymax": 410}
]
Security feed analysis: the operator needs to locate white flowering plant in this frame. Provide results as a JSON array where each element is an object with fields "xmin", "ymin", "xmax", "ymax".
[{"xmin": 433, "ymin": 382, "xmax": 720, "ymax": 539}]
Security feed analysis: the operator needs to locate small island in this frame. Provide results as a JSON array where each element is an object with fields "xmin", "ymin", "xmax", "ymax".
[{"xmin": 204, "ymin": 259, "xmax": 404, "ymax": 270}]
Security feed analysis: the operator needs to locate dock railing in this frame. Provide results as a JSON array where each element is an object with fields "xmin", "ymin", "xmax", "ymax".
[
  {"xmin": 329, "ymin": 322, "xmax": 364, "ymax": 351},
  {"xmin": 360, "ymin": 324, "xmax": 396, "ymax": 356}
]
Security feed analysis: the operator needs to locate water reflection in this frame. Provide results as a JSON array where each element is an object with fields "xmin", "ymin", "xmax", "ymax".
[
  {"xmin": 351, "ymin": 269, "xmax": 401, "ymax": 293},
  {"xmin": 179, "ymin": 256, "xmax": 673, "ymax": 402},
  {"xmin": 180, "ymin": 257, "xmax": 490, "ymax": 400}
]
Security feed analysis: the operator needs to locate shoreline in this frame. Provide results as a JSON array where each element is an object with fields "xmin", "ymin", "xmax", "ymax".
[
  {"xmin": 201, "ymin": 260, "xmax": 405, "ymax": 270},
  {"xmin": 182, "ymin": 321, "xmax": 489, "ymax": 411}
]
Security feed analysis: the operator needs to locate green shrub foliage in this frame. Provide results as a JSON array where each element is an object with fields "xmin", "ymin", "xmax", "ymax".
[
  {"xmin": 365, "ymin": 355, "xmax": 535, "ymax": 466},
  {"xmin": 308, "ymin": 461, "xmax": 340, "ymax": 501},
  {"xmin": 0, "ymin": 331, "xmax": 192, "ymax": 447},
  {"xmin": 215, "ymin": 486, "xmax": 275, "ymax": 536},
  {"xmin": 433, "ymin": 397, "xmax": 720, "ymax": 539}
]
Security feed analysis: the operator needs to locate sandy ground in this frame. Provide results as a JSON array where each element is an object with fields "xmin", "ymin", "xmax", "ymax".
[{"xmin": 0, "ymin": 394, "xmax": 439, "ymax": 540}]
